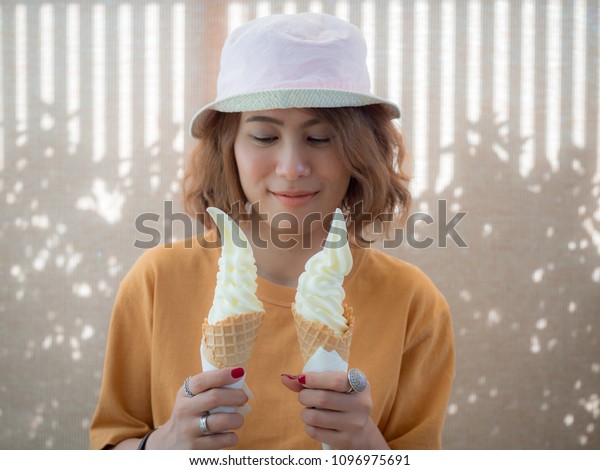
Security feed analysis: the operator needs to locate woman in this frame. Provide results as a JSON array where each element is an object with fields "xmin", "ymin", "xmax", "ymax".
[{"xmin": 90, "ymin": 12, "xmax": 454, "ymax": 450}]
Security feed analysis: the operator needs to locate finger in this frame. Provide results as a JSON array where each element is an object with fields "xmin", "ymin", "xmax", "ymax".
[
  {"xmin": 299, "ymin": 384, "xmax": 373, "ymax": 413},
  {"xmin": 297, "ymin": 371, "xmax": 350, "ymax": 393},
  {"xmin": 300, "ymin": 406, "xmax": 369, "ymax": 433},
  {"xmin": 302, "ymin": 422, "xmax": 362, "ymax": 450},
  {"xmin": 171, "ymin": 388, "xmax": 248, "ymax": 431},
  {"xmin": 302, "ymin": 424, "xmax": 339, "ymax": 449},
  {"xmin": 298, "ymin": 388, "xmax": 355, "ymax": 412},
  {"xmin": 198, "ymin": 411, "xmax": 244, "ymax": 435},
  {"xmin": 194, "ymin": 387, "xmax": 249, "ymax": 412},
  {"xmin": 180, "ymin": 367, "xmax": 245, "ymax": 397},
  {"xmin": 300, "ymin": 407, "xmax": 342, "ymax": 431},
  {"xmin": 193, "ymin": 431, "xmax": 239, "ymax": 450},
  {"xmin": 280, "ymin": 374, "xmax": 304, "ymax": 393}
]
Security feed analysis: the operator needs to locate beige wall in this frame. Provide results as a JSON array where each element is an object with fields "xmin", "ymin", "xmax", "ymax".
[{"xmin": 1, "ymin": 0, "xmax": 598, "ymax": 449}]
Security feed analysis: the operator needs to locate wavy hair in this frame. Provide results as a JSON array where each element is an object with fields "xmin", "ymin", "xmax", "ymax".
[{"xmin": 182, "ymin": 105, "xmax": 412, "ymax": 242}]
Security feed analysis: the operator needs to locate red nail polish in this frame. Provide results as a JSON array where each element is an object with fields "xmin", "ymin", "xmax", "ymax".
[
  {"xmin": 281, "ymin": 374, "xmax": 297, "ymax": 380},
  {"xmin": 298, "ymin": 375, "xmax": 306, "ymax": 385},
  {"xmin": 231, "ymin": 367, "xmax": 245, "ymax": 379}
]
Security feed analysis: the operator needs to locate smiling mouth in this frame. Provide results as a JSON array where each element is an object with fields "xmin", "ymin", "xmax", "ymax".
[
  {"xmin": 270, "ymin": 191, "xmax": 318, "ymax": 207},
  {"xmin": 273, "ymin": 191, "xmax": 318, "ymax": 197}
]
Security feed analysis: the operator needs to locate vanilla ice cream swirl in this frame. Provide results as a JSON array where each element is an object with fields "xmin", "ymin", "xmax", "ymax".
[
  {"xmin": 295, "ymin": 209, "xmax": 352, "ymax": 335},
  {"xmin": 207, "ymin": 207, "xmax": 264, "ymax": 323}
]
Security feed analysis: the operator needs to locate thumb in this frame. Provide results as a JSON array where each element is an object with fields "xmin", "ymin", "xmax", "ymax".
[{"xmin": 280, "ymin": 374, "xmax": 304, "ymax": 393}]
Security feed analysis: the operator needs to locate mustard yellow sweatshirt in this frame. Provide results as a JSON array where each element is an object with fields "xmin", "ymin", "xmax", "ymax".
[{"xmin": 90, "ymin": 237, "xmax": 454, "ymax": 449}]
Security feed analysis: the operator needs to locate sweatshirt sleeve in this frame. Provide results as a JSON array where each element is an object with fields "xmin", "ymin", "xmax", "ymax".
[
  {"xmin": 387, "ymin": 307, "xmax": 454, "ymax": 449},
  {"xmin": 89, "ymin": 251, "xmax": 157, "ymax": 449},
  {"xmin": 383, "ymin": 270, "xmax": 455, "ymax": 450}
]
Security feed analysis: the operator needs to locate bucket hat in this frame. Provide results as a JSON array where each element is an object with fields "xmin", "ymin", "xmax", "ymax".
[{"xmin": 190, "ymin": 12, "xmax": 400, "ymax": 137}]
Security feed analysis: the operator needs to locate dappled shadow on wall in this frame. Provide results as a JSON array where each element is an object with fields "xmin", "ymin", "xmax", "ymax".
[
  {"xmin": 1, "ymin": 107, "xmax": 186, "ymax": 448},
  {"xmin": 0, "ymin": 1, "xmax": 191, "ymax": 449},
  {"xmin": 1, "ymin": 121, "xmax": 185, "ymax": 449},
  {"xmin": 391, "ymin": 111, "xmax": 600, "ymax": 449},
  {"xmin": 1, "ymin": 0, "xmax": 600, "ymax": 451},
  {"xmin": 0, "ymin": 4, "xmax": 186, "ymax": 448}
]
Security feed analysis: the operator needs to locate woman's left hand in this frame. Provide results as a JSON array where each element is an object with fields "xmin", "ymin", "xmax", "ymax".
[{"xmin": 280, "ymin": 371, "xmax": 389, "ymax": 450}]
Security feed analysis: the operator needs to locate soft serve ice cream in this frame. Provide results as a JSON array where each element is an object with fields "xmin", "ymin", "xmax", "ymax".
[
  {"xmin": 292, "ymin": 208, "xmax": 355, "ymax": 369},
  {"xmin": 201, "ymin": 207, "xmax": 265, "ymax": 415},
  {"xmin": 202, "ymin": 207, "xmax": 264, "ymax": 369},
  {"xmin": 294, "ymin": 209, "xmax": 352, "ymax": 335},
  {"xmin": 206, "ymin": 207, "xmax": 264, "ymax": 324},
  {"xmin": 291, "ymin": 208, "xmax": 355, "ymax": 450}
]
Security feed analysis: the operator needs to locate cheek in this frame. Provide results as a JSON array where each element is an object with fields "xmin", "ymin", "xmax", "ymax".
[
  {"xmin": 235, "ymin": 157, "xmax": 251, "ymax": 184},
  {"xmin": 327, "ymin": 157, "xmax": 352, "ymax": 189},
  {"xmin": 234, "ymin": 141, "xmax": 250, "ymax": 180},
  {"xmin": 234, "ymin": 143, "xmax": 268, "ymax": 187}
]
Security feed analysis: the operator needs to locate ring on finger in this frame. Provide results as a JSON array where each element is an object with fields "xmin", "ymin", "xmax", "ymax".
[
  {"xmin": 346, "ymin": 368, "xmax": 368, "ymax": 393},
  {"xmin": 183, "ymin": 375, "xmax": 195, "ymax": 398},
  {"xmin": 199, "ymin": 412, "xmax": 212, "ymax": 435}
]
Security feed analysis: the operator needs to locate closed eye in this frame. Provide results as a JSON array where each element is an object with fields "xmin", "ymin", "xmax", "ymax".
[
  {"xmin": 252, "ymin": 135, "xmax": 278, "ymax": 144},
  {"xmin": 307, "ymin": 136, "xmax": 331, "ymax": 144}
]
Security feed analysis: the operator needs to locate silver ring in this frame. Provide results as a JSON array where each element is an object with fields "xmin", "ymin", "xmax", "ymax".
[
  {"xmin": 183, "ymin": 376, "xmax": 195, "ymax": 398},
  {"xmin": 199, "ymin": 413, "xmax": 211, "ymax": 435},
  {"xmin": 346, "ymin": 368, "xmax": 368, "ymax": 393}
]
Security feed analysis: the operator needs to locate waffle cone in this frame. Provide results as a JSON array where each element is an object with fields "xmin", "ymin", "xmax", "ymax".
[
  {"xmin": 202, "ymin": 311, "xmax": 265, "ymax": 369},
  {"xmin": 291, "ymin": 303, "xmax": 354, "ymax": 363}
]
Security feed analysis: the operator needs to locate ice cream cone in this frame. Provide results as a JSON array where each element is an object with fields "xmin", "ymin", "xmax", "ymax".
[
  {"xmin": 202, "ymin": 311, "xmax": 265, "ymax": 369},
  {"xmin": 291, "ymin": 303, "xmax": 354, "ymax": 364}
]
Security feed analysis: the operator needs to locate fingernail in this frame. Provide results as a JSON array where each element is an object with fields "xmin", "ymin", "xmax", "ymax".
[
  {"xmin": 231, "ymin": 367, "xmax": 245, "ymax": 379},
  {"xmin": 281, "ymin": 374, "xmax": 297, "ymax": 380},
  {"xmin": 298, "ymin": 375, "xmax": 306, "ymax": 385}
]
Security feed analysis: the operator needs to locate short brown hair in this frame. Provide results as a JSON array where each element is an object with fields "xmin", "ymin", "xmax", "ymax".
[{"xmin": 182, "ymin": 105, "xmax": 411, "ymax": 241}]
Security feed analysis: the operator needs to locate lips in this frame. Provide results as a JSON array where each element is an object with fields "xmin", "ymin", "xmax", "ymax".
[
  {"xmin": 270, "ymin": 190, "xmax": 318, "ymax": 207},
  {"xmin": 273, "ymin": 191, "xmax": 317, "ymax": 197}
]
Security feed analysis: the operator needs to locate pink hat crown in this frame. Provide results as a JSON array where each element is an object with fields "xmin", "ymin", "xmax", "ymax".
[
  {"xmin": 217, "ymin": 13, "xmax": 370, "ymax": 97},
  {"xmin": 190, "ymin": 12, "xmax": 400, "ymax": 137}
]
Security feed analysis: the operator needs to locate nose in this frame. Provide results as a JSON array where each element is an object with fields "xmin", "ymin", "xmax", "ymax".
[{"xmin": 275, "ymin": 143, "xmax": 311, "ymax": 180}]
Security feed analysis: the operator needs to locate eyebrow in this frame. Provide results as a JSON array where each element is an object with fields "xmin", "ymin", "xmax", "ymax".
[{"xmin": 245, "ymin": 115, "xmax": 322, "ymax": 129}]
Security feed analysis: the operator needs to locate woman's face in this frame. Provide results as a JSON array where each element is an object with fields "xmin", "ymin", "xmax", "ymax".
[{"xmin": 234, "ymin": 108, "xmax": 351, "ymax": 234}]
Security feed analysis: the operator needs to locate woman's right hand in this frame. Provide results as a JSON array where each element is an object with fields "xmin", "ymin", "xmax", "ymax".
[{"xmin": 146, "ymin": 367, "xmax": 248, "ymax": 449}]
